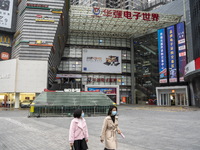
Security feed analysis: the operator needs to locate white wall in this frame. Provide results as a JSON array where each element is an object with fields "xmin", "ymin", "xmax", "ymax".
[
  {"xmin": 16, "ymin": 60, "xmax": 48, "ymax": 93},
  {"xmin": 0, "ymin": 59, "xmax": 17, "ymax": 92}
]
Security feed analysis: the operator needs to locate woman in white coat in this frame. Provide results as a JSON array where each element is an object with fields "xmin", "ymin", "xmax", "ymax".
[{"xmin": 100, "ymin": 106, "xmax": 122, "ymax": 150}]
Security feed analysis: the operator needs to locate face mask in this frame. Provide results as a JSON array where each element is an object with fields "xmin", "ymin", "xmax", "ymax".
[
  {"xmin": 111, "ymin": 111, "xmax": 117, "ymax": 116},
  {"xmin": 81, "ymin": 113, "xmax": 84, "ymax": 118}
]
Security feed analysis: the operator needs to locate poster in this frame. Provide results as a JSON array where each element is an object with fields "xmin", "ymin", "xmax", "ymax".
[
  {"xmin": 167, "ymin": 25, "xmax": 177, "ymax": 83},
  {"xmin": 0, "ymin": 0, "xmax": 14, "ymax": 29},
  {"xmin": 82, "ymin": 49, "xmax": 121, "ymax": 73},
  {"xmin": 158, "ymin": 28, "xmax": 168, "ymax": 83},
  {"xmin": 176, "ymin": 22, "xmax": 187, "ymax": 82}
]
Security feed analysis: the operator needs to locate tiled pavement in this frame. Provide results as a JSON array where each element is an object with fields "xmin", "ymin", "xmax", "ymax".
[{"xmin": 0, "ymin": 105, "xmax": 200, "ymax": 150}]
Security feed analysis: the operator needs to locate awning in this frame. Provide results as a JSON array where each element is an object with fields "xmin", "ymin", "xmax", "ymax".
[{"xmin": 69, "ymin": 6, "xmax": 181, "ymax": 38}]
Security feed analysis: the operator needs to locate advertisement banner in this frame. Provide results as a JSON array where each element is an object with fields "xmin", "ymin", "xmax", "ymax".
[
  {"xmin": 176, "ymin": 22, "xmax": 187, "ymax": 82},
  {"xmin": 158, "ymin": 28, "xmax": 168, "ymax": 83},
  {"xmin": 0, "ymin": 0, "xmax": 14, "ymax": 29},
  {"xmin": 167, "ymin": 25, "xmax": 177, "ymax": 83},
  {"xmin": 87, "ymin": 87, "xmax": 116, "ymax": 94},
  {"xmin": 82, "ymin": 49, "xmax": 121, "ymax": 73}
]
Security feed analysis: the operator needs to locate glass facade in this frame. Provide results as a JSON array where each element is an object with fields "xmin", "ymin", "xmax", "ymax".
[
  {"xmin": 58, "ymin": 36, "xmax": 132, "ymax": 103},
  {"xmin": 133, "ymin": 33, "xmax": 159, "ymax": 104}
]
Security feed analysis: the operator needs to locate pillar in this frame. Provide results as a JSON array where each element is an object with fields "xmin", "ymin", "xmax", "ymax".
[{"xmin": 14, "ymin": 93, "xmax": 20, "ymax": 109}]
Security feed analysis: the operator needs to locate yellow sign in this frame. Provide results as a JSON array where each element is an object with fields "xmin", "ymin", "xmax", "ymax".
[
  {"xmin": 35, "ymin": 19, "xmax": 55, "ymax": 22},
  {"xmin": 51, "ymin": 9, "xmax": 63, "ymax": 14}
]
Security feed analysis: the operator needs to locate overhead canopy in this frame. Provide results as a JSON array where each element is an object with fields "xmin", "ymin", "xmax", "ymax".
[{"xmin": 69, "ymin": 6, "xmax": 181, "ymax": 38}]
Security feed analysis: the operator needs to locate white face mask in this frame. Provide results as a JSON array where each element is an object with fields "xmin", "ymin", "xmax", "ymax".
[
  {"xmin": 111, "ymin": 111, "xmax": 117, "ymax": 116},
  {"xmin": 81, "ymin": 113, "xmax": 84, "ymax": 118}
]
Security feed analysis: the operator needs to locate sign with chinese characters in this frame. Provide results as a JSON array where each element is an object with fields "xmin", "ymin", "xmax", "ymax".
[
  {"xmin": 82, "ymin": 49, "xmax": 121, "ymax": 73},
  {"xmin": 167, "ymin": 25, "xmax": 177, "ymax": 83},
  {"xmin": 176, "ymin": 22, "xmax": 187, "ymax": 82},
  {"xmin": 87, "ymin": 87, "xmax": 116, "ymax": 94},
  {"xmin": 158, "ymin": 28, "xmax": 168, "ymax": 83},
  {"xmin": 87, "ymin": 77, "xmax": 117, "ymax": 83},
  {"xmin": 0, "ymin": 0, "xmax": 14, "ymax": 29},
  {"xmin": 92, "ymin": 7, "xmax": 159, "ymax": 21},
  {"xmin": 27, "ymin": 3, "xmax": 49, "ymax": 8}
]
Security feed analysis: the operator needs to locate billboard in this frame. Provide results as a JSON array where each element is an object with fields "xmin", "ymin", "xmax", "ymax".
[
  {"xmin": 167, "ymin": 25, "xmax": 177, "ymax": 83},
  {"xmin": 158, "ymin": 28, "xmax": 168, "ymax": 83},
  {"xmin": 82, "ymin": 49, "xmax": 121, "ymax": 73},
  {"xmin": 0, "ymin": 0, "xmax": 17, "ymax": 32},
  {"xmin": 87, "ymin": 87, "xmax": 116, "ymax": 94},
  {"xmin": 176, "ymin": 22, "xmax": 187, "ymax": 82}
]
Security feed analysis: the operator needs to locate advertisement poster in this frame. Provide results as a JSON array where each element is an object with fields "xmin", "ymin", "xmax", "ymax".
[
  {"xmin": 176, "ymin": 22, "xmax": 187, "ymax": 82},
  {"xmin": 167, "ymin": 25, "xmax": 177, "ymax": 83},
  {"xmin": 82, "ymin": 49, "xmax": 121, "ymax": 73},
  {"xmin": 0, "ymin": 0, "xmax": 14, "ymax": 29},
  {"xmin": 87, "ymin": 87, "xmax": 116, "ymax": 94},
  {"xmin": 158, "ymin": 28, "xmax": 168, "ymax": 83}
]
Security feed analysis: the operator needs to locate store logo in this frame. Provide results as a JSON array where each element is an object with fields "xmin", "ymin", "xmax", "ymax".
[
  {"xmin": 1, "ymin": 52, "xmax": 9, "ymax": 60},
  {"xmin": 92, "ymin": 7, "xmax": 100, "ymax": 15}
]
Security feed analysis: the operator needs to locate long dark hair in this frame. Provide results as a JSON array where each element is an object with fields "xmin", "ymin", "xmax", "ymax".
[
  {"xmin": 107, "ymin": 105, "xmax": 118, "ymax": 116},
  {"xmin": 73, "ymin": 109, "xmax": 82, "ymax": 118}
]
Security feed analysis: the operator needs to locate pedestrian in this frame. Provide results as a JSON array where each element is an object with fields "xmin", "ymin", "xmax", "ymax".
[
  {"xmin": 100, "ymin": 105, "xmax": 122, "ymax": 150},
  {"xmin": 69, "ymin": 109, "xmax": 89, "ymax": 150}
]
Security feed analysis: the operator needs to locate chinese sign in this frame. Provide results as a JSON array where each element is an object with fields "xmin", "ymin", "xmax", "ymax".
[
  {"xmin": 176, "ymin": 22, "xmax": 187, "ymax": 82},
  {"xmin": 0, "ymin": 0, "xmax": 14, "ymax": 29},
  {"xmin": 158, "ymin": 28, "xmax": 167, "ymax": 83},
  {"xmin": 92, "ymin": 7, "xmax": 159, "ymax": 21},
  {"xmin": 87, "ymin": 87, "xmax": 116, "ymax": 94},
  {"xmin": 87, "ymin": 77, "xmax": 117, "ymax": 83},
  {"xmin": 27, "ymin": 3, "xmax": 49, "ymax": 8},
  {"xmin": 167, "ymin": 25, "xmax": 177, "ymax": 83}
]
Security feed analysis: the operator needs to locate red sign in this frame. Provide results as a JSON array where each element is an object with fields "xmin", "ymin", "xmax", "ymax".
[
  {"xmin": 1, "ymin": 52, "xmax": 9, "ymax": 60},
  {"xmin": 195, "ymin": 57, "xmax": 200, "ymax": 70},
  {"xmin": 27, "ymin": 3, "xmax": 48, "ymax": 8},
  {"xmin": 93, "ymin": 7, "xmax": 159, "ymax": 21}
]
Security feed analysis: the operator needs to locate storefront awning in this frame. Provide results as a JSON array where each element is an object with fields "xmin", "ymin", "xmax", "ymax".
[{"xmin": 69, "ymin": 6, "xmax": 181, "ymax": 38}]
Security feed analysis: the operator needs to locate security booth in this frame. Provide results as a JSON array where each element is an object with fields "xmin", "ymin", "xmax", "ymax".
[{"xmin": 156, "ymin": 86, "xmax": 189, "ymax": 106}]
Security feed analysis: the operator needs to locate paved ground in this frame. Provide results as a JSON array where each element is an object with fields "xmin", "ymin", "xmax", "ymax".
[{"xmin": 0, "ymin": 105, "xmax": 200, "ymax": 150}]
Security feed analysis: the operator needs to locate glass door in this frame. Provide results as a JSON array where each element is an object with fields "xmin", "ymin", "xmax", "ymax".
[
  {"xmin": 177, "ymin": 93, "xmax": 187, "ymax": 106},
  {"xmin": 160, "ymin": 93, "xmax": 170, "ymax": 106}
]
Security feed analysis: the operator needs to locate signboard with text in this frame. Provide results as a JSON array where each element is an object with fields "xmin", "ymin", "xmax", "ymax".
[
  {"xmin": 167, "ymin": 25, "xmax": 177, "ymax": 83},
  {"xmin": 87, "ymin": 87, "xmax": 116, "ymax": 94},
  {"xmin": 176, "ymin": 22, "xmax": 187, "ymax": 82},
  {"xmin": 158, "ymin": 28, "xmax": 168, "ymax": 83},
  {"xmin": 92, "ymin": 7, "xmax": 159, "ymax": 21}
]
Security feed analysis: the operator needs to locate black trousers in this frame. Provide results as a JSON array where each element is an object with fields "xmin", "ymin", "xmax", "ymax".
[
  {"xmin": 74, "ymin": 139, "xmax": 88, "ymax": 150},
  {"xmin": 104, "ymin": 148, "xmax": 115, "ymax": 150}
]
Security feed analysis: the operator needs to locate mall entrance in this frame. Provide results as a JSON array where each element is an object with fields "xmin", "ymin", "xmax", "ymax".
[{"xmin": 156, "ymin": 86, "xmax": 189, "ymax": 106}]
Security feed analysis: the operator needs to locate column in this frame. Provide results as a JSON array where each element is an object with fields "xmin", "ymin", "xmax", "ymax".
[
  {"xmin": 14, "ymin": 93, "xmax": 20, "ymax": 109},
  {"xmin": 130, "ymin": 37, "xmax": 136, "ymax": 104}
]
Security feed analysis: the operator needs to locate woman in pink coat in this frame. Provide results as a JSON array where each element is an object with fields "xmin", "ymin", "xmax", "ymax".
[
  {"xmin": 69, "ymin": 109, "xmax": 89, "ymax": 150},
  {"xmin": 100, "ymin": 106, "xmax": 122, "ymax": 150}
]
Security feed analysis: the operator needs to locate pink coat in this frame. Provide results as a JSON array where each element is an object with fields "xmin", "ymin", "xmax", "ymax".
[{"xmin": 69, "ymin": 118, "xmax": 89, "ymax": 143}]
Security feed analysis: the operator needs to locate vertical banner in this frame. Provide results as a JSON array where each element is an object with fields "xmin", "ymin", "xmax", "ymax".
[
  {"xmin": 167, "ymin": 25, "xmax": 177, "ymax": 83},
  {"xmin": 158, "ymin": 28, "xmax": 167, "ymax": 83},
  {"xmin": 176, "ymin": 22, "xmax": 187, "ymax": 82}
]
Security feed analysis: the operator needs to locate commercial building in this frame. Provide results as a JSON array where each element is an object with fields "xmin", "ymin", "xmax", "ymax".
[{"xmin": 0, "ymin": 0, "xmax": 189, "ymax": 108}]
